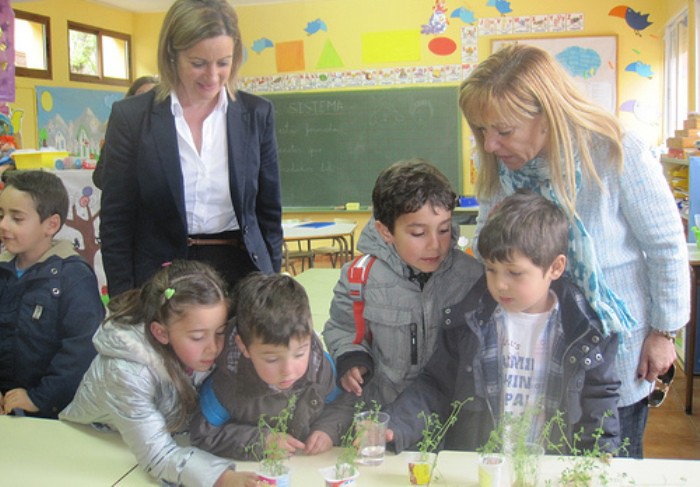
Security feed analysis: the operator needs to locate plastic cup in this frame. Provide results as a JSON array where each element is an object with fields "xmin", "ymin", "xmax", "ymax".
[
  {"xmin": 407, "ymin": 452, "xmax": 437, "ymax": 485},
  {"xmin": 478, "ymin": 453, "xmax": 505, "ymax": 487},
  {"xmin": 507, "ymin": 442, "xmax": 544, "ymax": 487},
  {"xmin": 354, "ymin": 411, "xmax": 390, "ymax": 466},
  {"xmin": 318, "ymin": 464, "xmax": 359, "ymax": 487}
]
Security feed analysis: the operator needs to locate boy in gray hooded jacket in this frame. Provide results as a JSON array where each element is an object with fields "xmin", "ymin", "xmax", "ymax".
[{"xmin": 323, "ymin": 159, "xmax": 483, "ymax": 407}]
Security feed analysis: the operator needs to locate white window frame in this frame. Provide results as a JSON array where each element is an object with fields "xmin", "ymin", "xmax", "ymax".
[{"xmin": 663, "ymin": 10, "xmax": 689, "ymax": 140}]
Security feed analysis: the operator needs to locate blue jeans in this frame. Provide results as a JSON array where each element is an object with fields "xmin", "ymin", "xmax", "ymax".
[{"xmin": 618, "ymin": 398, "xmax": 649, "ymax": 458}]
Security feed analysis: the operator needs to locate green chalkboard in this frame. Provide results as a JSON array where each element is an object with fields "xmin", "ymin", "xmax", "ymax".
[{"xmin": 265, "ymin": 87, "xmax": 462, "ymax": 207}]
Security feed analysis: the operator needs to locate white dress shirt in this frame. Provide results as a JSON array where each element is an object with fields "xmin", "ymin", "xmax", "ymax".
[{"xmin": 171, "ymin": 89, "xmax": 239, "ymax": 235}]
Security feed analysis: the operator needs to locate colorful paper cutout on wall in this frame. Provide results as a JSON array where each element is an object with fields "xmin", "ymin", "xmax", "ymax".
[
  {"xmin": 620, "ymin": 99, "xmax": 660, "ymax": 125},
  {"xmin": 428, "ymin": 37, "xmax": 457, "ymax": 56},
  {"xmin": 252, "ymin": 38, "xmax": 274, "ymax": 54},
  {"xmin": 555, "ymin": 46, "xmax": 600, "ymax": 79},
  {"xmin": 609, "ymin": 5, "xmax": 652, "ymax": 36},
  {"xmin": 304, "ymin": 18, "xmax": 327, "ymax": 35},
  {"xmin": 625, "ymin": 61, "xmax": 653, "ymax": 79},
  {"xmin": 0, "ymin": 1, "xmax": 14, "ymax": 103},
  {"xmin": 316, "ymin": 40, "xmax": 343, "ymax": 69},
  {"xmin": 451, "ymin": 7, "xmax": 476, "ymax": 24},
  {"xmin": 36, "ymin": 87, "xmax": 124, "ymax": 161},
  {"xmin": 240, "ymin": 13, "xmax": 594, "ymax": 93},
  {"xmin": 362, "ymin": 30, "xmax": 421, "ymax": 64},
  {"xmin": 421, "ymin": 0, "xmax": 449, "ymax": 35},
  {"xmin": 276, "ymin": 40, "xmax": 305, "ymax": 72},
  {"xmin": 487, "ymin": 0, "xmax": 513, "ymax": 16}
]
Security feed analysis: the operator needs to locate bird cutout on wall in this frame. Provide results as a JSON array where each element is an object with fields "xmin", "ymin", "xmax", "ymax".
[
  {"xmin": 251, "ymin": 38, "xmax": 273, "ymax": 54},
  {"xmin": 620, "ymin": 99, "xmax": 661, "ymax": 125},
  {"xmin": 304, "ymin": 18, "xmax": 328, "ymax": 35},
  {"xmin": 421, "ymin": 0, "xmax": 450, "ymax": 35},
  {"xmin": 487, "ymin": 0, "xmax": 513, "ymax": 16},
  {"xmin": 451, "ymin": 7, "xmax": 476, "ymax": 24},
  {"xmin": 625, "ymin": 61, "xmax": 654, "ymax": 79},
  {"xmin": 609, "ymin": 5, "xmax": 652, "ymax": 36}
]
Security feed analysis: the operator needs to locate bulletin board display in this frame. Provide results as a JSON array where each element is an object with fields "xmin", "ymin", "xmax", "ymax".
[
  {"xmin": 491, "ymin": 35, "xmax": 618, "ymax": 115},
  {"xmin": 266, "ymin": 87, "xmax": 462, "ymax": 207}
]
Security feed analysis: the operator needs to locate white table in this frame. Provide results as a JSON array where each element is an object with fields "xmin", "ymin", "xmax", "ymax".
[
  {"xmin": 283, "ymin": 221, "xmax": 357, "ymax": 271},
  {"xmin": 4, "ymin": 417, "xmax": 700, "ymax": 487},
  {"xmin": 117, "ymin": 448, "xmax": 700, "ymax": 486},
  {"xmin": 0, "ymin": 415, "xmax": 138, "ymax": 486}
]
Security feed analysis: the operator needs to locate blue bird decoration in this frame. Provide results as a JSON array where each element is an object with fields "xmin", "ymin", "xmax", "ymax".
[
  {"xmin": 625, "ymin": 61, "xmax": 654, "ymax": 79},
  {"xmin": 304, "ymin": 18, "xmax": 328, "ymax": 35},
  {"xmin": 487, "ymin": 0, "xmax": 512, "ymax": 15},
  {"xmin": 251, "ymin": 38, "xmax": 273, "ymax": 54},
  {"xmin": 451, "ymin": 7, "xmax": 476, "ymax": 24},
  {"xmin": 609, "ymin": 5, "xmax": 652, "ymax": 36}
]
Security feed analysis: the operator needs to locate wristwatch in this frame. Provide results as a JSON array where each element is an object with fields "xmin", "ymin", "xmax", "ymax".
[{"xmin": 653, "ymin": 329, "xmax": 678, "ymax": 342}]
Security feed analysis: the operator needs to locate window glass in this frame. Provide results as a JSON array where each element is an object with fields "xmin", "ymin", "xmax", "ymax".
[
  {"xmin": 14, "ymin": 10, "xmax": 51, "ymax": 79},
  {"xmin": 68, "ymin": 22, "xmax": 130, "ymax": 86}
]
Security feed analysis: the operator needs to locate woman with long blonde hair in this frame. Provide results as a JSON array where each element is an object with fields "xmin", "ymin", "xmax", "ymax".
[{"xmin": 460, "ymin": 43, "xmax": 688, "ymax": 458}]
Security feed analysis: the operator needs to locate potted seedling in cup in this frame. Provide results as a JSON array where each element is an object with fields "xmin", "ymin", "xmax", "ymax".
[
  {"xmin": 477, "ymin": 409, "xmax": 544, "ymax": 487},
  {"xmin": 407, "ymin": 398, "xmax": 471, "ymax": 486},
  {"xmin": 245, "ymin": 394, "xmax": 297, "ymax": 486},
  {"xmin": 542, "ymin": 410, "xmax": 631, "ymax": 487},
  {"xmin": 318, "ymin": 403, "xmax": 363, "ymax": 487},
  {"xmin": 354, "ymin": 401, "xmax": 389, "ymax": 466}
]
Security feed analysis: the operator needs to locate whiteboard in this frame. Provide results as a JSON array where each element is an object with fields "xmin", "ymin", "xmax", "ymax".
[{"xmin": 491, "ymin": 35, "xmax": 618, "ymax": 115}]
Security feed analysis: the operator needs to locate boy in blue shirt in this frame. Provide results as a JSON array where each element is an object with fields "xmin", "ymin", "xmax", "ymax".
[
  {"xmin": 0, "ymin": 170, "xmax": 104, "ymax": 418},
  {"xmin": 387, "ymin": 190, "xmax": 621, "ymax": 453},
  {"xmin": 323, "ymin": 159, "xmax": 483, "ymax": 406}
]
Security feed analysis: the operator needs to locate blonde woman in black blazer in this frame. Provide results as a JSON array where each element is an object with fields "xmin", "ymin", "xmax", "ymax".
[{"xmin": 100, "ymin": 0, "xmax": 282, "ymax": 297}]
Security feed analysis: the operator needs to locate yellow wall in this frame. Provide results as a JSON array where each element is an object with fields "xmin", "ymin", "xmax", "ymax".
[
  {"xmin": 11, "ymin": 0, "xmax": 694, "ymax": 188},
  {"xmin": 11, "ymin": 0, "xmax": 142, "ymax": 148}
]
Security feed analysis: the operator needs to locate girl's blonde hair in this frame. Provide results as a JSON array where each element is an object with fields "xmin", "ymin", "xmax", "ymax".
[
  {"xmin": 155, "ymin": 0, "xmax": 243, "ymax": 102},
  {"xmin": 107, "ymin": 260, "xmax": 229, "ymax": 431},
  {"xmin": 459, "ymin": 44, "xmax": 623, "ymax": 216}
]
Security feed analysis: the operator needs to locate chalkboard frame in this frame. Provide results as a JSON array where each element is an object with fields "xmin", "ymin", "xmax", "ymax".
[{"xmin": 265, "ymin": 87, "xmax": 463, "ymax": 208}]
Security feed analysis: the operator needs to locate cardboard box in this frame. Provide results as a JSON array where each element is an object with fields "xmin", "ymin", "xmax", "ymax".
[
  {"xmin": 676, "ymin": 128, "xmax": 700, "ymax": 138},
  {"xmin": 667, "ymin": 137, "xmax": 698, "ymax": 149},
  {"xmin": 684, "ymin": 118, "xmax": 700, "ymax": 130},
  {"xmin": 11, "ymin": 150, "xmax": 69, "ymax": 170}
]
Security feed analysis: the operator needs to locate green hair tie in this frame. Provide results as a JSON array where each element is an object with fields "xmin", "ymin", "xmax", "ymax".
[{"xmin": 164, "ymin": 288, "xmax": 175, "ymax": 300}]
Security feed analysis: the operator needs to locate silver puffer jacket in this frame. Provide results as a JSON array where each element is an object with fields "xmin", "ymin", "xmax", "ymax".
[{"xmin": 60, "ymin": 320, "xmax": 234, "ymax": 487}]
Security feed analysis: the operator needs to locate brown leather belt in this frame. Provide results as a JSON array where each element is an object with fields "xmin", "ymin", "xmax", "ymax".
[
  {"xmin": 187, "ymin": 238, "xmax": 238, "ymax": 246},
  {"xmin": 187, "ymin": 231, "xmax": 243, "ymax": 247}
]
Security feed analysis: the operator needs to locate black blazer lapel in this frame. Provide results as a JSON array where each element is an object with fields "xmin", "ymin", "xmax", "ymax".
[
  {"xmin": 151, "ymin": 97, "xmax": 188, "ymax": 232},
  {"xmin": 227, "ymin": 96, "xmax": 249, "ymax": 221}
]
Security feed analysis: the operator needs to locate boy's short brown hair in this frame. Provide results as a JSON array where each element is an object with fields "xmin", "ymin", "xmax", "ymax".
[
  {"xmin": 477, "ymin": 189, "xmax": 569, "ymax": 270},
  {"xmin": 234, "ymin": 272, "xmax": 312, "ymax": 347},
  {"xmin": 5, "ymin": 170, "xmax": 69, "ymax": 229},
  {"xmin": 372, "ymin": 159, "xmax": 456, "ymax": 232}
]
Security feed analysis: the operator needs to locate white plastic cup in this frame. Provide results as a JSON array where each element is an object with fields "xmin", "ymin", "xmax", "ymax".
[{"xmin": 478, "ymin": 453, "xmax": 506, "ymax": 487}]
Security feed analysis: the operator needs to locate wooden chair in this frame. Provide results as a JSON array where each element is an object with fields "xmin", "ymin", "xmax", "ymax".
[
  {"xmin": 282, "ymin": 240, "xmax": 314, "ymax": 275},
  {"xmin": 313, "ymin": 218, "xmax": 356, "ymax": 268},
  {"xmin": 282, "ymin": 219, "xmax": 315, "ymax": 275}
]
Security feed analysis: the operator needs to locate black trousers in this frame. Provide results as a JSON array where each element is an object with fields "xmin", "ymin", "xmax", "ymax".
[{"xmin": 186, "ymin": 234, "xmax": 257, "ymax": 291}]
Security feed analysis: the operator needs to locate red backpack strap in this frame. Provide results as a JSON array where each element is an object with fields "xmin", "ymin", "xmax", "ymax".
[{"xmin": 347, "ymin": 254, "xmax": 377, "ymax": 345}]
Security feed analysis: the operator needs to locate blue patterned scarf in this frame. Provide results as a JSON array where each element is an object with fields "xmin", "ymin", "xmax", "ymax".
[{"xmin": 499, "ymin": 156, "xmax": 635, "ymax": 336}]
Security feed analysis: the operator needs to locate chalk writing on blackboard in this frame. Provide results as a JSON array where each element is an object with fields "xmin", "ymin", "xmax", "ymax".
[{"xmin": 266, "ymin": 87, "xmax": 462, "ymax": 207}]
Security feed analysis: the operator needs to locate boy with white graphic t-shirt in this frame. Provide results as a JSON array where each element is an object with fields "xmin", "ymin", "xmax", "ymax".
[{"xmin": 387, "ymin": 190, "xmax": 621, "ymax": 454}]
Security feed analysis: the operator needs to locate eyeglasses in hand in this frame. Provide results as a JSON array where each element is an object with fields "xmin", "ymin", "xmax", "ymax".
[{"xmin": 648, "ymin": 363, "xmax": 676, "ymax": 408}]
